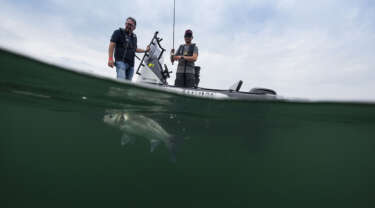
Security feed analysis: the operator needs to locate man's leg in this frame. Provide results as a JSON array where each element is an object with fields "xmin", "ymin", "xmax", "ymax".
[
  {"xmin": 175, "ymin": 73, "xmax": 185, "ymax": 87},
  {"xmin": 185, "ymin": 73, "xmax": 196, "ymax": 88},
  {"xmin": 125, "ymin": 64, "xmax": 134, "ymax": 81},
  {"xmin": 115, "ymin": 61, "xmax": 126, "ymax": 80}
]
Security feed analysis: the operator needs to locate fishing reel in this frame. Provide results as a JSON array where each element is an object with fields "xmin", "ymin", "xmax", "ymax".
[{"xmin": 162, "ymin": 64, "xmax": 172, "ymax": 79}]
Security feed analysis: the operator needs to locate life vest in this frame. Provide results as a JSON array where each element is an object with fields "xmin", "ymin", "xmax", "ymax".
[
  {"xmin": 176, "ymin": 44, "xmax": 196, "ymax": 56},
  {"xmin": 175, "ymin": 43, "xmax": 197, "ymax": 76},
  {"xmin": 119, "ymin": 28, "xmax": 137, "ymax": 62}
]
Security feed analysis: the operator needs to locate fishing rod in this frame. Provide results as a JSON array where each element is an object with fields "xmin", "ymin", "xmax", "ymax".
[
  {"xmin": 173, "ymin": 0, "xmax": 175, "ymax": 51},
  {"xmin": 171, "ymin": 0, "xmax": 176, "ymax": 65}
]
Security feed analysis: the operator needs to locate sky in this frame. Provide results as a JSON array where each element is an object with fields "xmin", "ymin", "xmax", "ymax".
[{"xmin": 1, "ymin": 0, "xmax": 374, "ymax": 101}]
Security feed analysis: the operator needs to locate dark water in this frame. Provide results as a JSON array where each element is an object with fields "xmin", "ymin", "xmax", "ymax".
[{"xmin": 1, "ymin": 48, "xmax": 375, "ymax": 207}]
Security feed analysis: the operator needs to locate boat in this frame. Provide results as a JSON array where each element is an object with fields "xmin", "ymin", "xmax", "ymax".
[{"xmin": 135, "ymin": 31, "xmax": 278, "ymax": 100}]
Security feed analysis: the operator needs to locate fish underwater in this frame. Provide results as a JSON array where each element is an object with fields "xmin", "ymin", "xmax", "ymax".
[{"xmin": 103, "ymin": 110, "xmax": 178, "ymax": 162}]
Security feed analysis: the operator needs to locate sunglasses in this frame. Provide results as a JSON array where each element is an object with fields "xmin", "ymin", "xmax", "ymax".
[{"xmin": 126, "ymin": 23, "xmax": 135, "ymax": 27}]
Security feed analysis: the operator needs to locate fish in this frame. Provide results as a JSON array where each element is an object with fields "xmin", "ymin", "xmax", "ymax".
[{"xmin": 103, "ymin": 110, "xmax": 177, "ymax": 162}]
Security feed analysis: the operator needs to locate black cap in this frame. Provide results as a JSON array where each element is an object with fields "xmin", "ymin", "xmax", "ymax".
[{"xmin": 184, "ymin": 29, "xmax": 193, "ymax": 37}]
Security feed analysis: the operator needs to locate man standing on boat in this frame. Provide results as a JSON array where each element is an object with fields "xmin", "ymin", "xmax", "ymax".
[
  {"xmin": 108, "ymin": 17, "xmax": 150, "ymax": 81},
  {"xmin": 171, "ymin": 29, "xmax": 198, "ymax": 88}
]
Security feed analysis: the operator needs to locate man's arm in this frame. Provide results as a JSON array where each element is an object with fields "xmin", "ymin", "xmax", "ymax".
[
  {"xmin": 108, "ymin": 41, "xmax": 116, "ymax": 68},
  {"xmin": 174, "ymin": 53, "xmax": 198, "ymax": 62},
  {"xmin": 180, "ymin": 53, "xmax": 198, "ymax": 62},
  {"xmin": 135, "ymin": 45, "xmax": 150, "ymax": 53},
  {"xmin": 174, "ymin": 45, "xmax": 198, "ymax": 62}
]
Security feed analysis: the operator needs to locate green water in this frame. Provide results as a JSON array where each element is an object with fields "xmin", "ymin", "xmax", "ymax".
[{"xmin": 1, "ymin": 48, "xmax": 375, "ymax": 207}]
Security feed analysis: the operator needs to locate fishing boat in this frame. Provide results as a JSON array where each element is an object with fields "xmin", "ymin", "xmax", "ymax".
[{"xmin": 135, "ymin": 31, "xmax": 278, "ymax": 100}]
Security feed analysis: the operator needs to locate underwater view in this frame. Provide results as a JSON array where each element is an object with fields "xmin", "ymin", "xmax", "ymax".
[{"xmin": 1, "ymin": 48, "xmax": 375, "ymax": 207}]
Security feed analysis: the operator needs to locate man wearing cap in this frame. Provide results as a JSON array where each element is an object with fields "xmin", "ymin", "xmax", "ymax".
[
  {"xmin": 171, "ymin": 29, "xmax": 198, "ymax": 88},
  {"xmin": 108, "ymin": 17, "xmax": 150, "ymax": 81}
]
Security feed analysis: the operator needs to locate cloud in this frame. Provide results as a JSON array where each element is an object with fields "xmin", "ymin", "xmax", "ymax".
[{"xmin": 0, "ymin": 0, "xmax": 374, "ymax": 101}]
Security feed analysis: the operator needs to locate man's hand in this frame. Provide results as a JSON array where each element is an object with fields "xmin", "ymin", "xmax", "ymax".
[
  {"xmin": 146, "ymin": 45, "xmax": 150, "ymax": 52},
  {"xmin": 108, "ymin": 57, "xmax": 114, "ymax": 68},
  {"xmin": 170, "ymin": 49, "xmax": 175, "ymax": 64}
]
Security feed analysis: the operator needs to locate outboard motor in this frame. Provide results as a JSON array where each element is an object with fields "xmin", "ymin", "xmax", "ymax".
[{"xmin": 194, "ymin": 66, "xmax": 200, "ymax": 88}]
